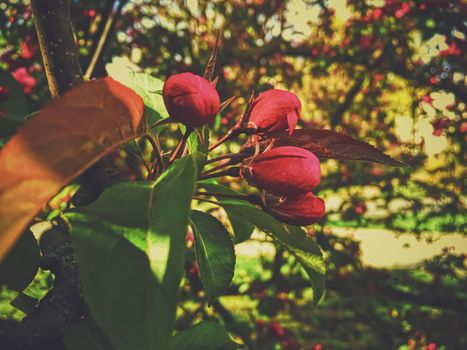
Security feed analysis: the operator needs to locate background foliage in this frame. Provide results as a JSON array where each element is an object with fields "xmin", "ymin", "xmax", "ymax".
[{"xmin": 0, "ymin": 1, "xmax": 466, "ymax": 349}]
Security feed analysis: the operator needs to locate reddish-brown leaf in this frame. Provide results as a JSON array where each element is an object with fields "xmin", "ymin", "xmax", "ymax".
[
  {"xmin": 0, "ymin": 77, "xmax": 145, "ymax": 259},
  {"xmin": 254, "ymin": 129, "xmax": 405, "ymax": 167}
]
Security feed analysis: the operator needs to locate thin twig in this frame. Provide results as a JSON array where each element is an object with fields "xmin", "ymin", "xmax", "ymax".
[
  {"xmin": 85, "ymin": 0, "xmax": 128, "ymax": 78},
  {"xmin": 195, "ymin": 191, "xmax": 261, "ymax": 205},
  {"xmin": 149, "ymin": 117, "xmax": 176, "ymax": 131},
  {"xmin": 144, "ymin": 134, "xmax": 164, "ymax": 179},
  {"xmin": 198, "ymin": 167, "xmax": 240, "ymax": 180},
  {"xmin": 208, "ymin": 91, "xmax": 256, "ymax": 152},
  {"xmin": 202, "ymin": 161, "xmax": 232, "ymax": 176},
  {"xmin": 206, "ymin": 153, "xmax": 244, "ymax": 165},
  {"xmin": 203, "ymin": 30, "xmax": 221, "ymax": 82},
  {"xmin": 167, "ymin": 127, "xmax": 193, "ymax": 166}
]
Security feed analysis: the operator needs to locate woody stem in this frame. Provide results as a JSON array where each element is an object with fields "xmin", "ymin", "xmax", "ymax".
[
  {"xmin": 195, "ymin": 191, "xmax": 262, "ymax": 205},
  {"xmin": 198, "ymin": 167, "xmax": 240, "ymax": 180},
  {"xmin": 208, "ymin": 130, "xmax": 235, "ymax": 152},
  {"xmin": 208, "ymin": 125, "xmax": 247, "ymax": 152},
  {"xmin": 168, "ymin": 127, "xmax": 193, "ymax": 166},
  {"xmin": 144, "ymin": 133, "xmax": 164, "ymax": 180},
  {"xmin": 202, "ymin": 161, "xmax": 232, "ymax": 176},
  {"xmin": 206, "ymin": 153, "xmax": 241, "ymax": 164}
]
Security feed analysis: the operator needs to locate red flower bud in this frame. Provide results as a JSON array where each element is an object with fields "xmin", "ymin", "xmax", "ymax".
[
  {"xmin": 268, "ymin": 192, "xmax": 325, "ymax": 226},
  {"xmin": 242, "ymin": 146, "xmax": 320, "ymax": 196},
  {"xmin": 162, "ymin": 72, "xmax": 220, "ymax": 127},
  {"xmin": 249, "ymin": 89, "xmax": 301, "ymax": 135}
]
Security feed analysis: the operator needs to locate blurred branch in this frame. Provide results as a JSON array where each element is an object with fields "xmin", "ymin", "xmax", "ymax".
[
  {"xmin": 83, "ymin": 0, "xmax": 116, "ymax": 72},
  {"xmin": 85, "ymin": 0, "xmax": 129, "ymax": 78},
  {"xmin": 212, "ymin": 300, "xmax": 253, "ymax": 348},
  {"xmin": 270, "ymin": 245, "xmax": 284, "ymax": 284},
  {"xmin": 30, "ymin": 0, "xmax": 83, "ymax": 97},
  {"xmin": 329, "ymin": 75, "xmax": 365, "ymax": 128}
]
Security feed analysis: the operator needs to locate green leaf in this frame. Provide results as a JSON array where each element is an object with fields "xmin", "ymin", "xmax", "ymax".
[
  {"xmin": 69, "ymin": 155, "xmax": 197, "ymax": 350},
  {"xmin": 276, "ymin": 225, "xmax": 326, "ymax": 304},
  {"xmin": 191, "ymin": 210, "xmax": 235, "ymax": 303},
  {"xmin": 63, "ymin": 325, "xmax": 104, "ymax": 350},
  {"xmin": 106, "ymin": 62, "xmax": 168, "ymax": 125},
  {"xmin": 216, "ymin": 200, "xmax": 326, "ymax": 304},
  {"xmin": 188, "ymin": 126, "xmax": 210, "ymax": 155},
  {"xmin": 0, "ymin": 69, "xmax": 29, "ymax": 122},
  {"xmin": 171, "ymin": 321, "xmax": 245, "ymax": 350},
  {"xmin": 62, "ymin": 317, "xmax": 115, "ymax": 350},
  {"xmin": 228, "ymin": 210, "xmax": 255, "ymax": 244},
  {"xmin": 0, "ymin": 229, "xmax": 40, "ymax": 291},
  {"xmin": 183, "ymin": 125, "xmax": 209, "ymax": 174},
  {"xmin": 198, "ymin": 182, "xmax": 254, "ymax": 243}
]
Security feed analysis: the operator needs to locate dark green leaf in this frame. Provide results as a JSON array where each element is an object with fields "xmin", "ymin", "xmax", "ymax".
[
  {"xmin": 63, "ymin": 317, "xmax": 116, "ymax": 350},
  {"xmin": 63, "ymin": 324, "xmax": 105, "ymax": 350},
  {"xmin": 198, "ymin": 182, "xmax": 254, "ymax": 243},
  {"xmin": 216, "ymin": 200, "xmax": 326, "ymax": 304},
  {"xmin": 171, "ymin": 321, "xmax": 245, "ymax": 350},
  {"xmin": 69, "ymin": 155, "xmax": 197, "ymax": 350},
  {"xmin": 0, "ymin": 229, "xmax": 40, "ymax": 291},
  {"xmin": 191, "ymin": 210, "xmax": 235, "ymax": 303},
  {"xmin": 228, "ymin": 211, "xmax": 255, "ymax": 244}
]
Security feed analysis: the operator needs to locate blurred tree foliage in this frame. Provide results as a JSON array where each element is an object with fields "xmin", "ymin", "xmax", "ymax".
[{"xmin": 1, "ymin": 0, "xmax": 466, "ymax": 349}]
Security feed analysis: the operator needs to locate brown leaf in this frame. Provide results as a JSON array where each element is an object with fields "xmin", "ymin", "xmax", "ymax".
[
  {"xmin": 254, "ymin": 129, "xmax": 405, "ymax": 167},
  {"xmin": 0, "ymin": 77, "xmax": 145, "ymax": 259}
]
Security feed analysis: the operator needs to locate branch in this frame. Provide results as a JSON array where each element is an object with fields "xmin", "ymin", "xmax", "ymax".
[
  {"xmin": 329, "ymin": 75, "xmax": 365, "ymax": 128},
  {"xmin": 30, "ymin": 0, "xmax": 83, "ymax": 97},
  {"xmin": 85, "ymin": 0, "xmax": 129, "ymax": 78},
  {"xmin": 0, "ymin": 227, "xmax": 86, "ymax": 349}
]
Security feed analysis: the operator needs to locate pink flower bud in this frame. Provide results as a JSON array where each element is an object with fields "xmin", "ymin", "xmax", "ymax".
[
  {"xmin": 162, "ymin": 72, "xmax": 220, "ymax": 127},
  {"xmin": 242, "ymin": 146, "xmax": 320, "ymax": 196},
  {"xmin": 249, "ymin": 89, "xmax": 301, "ymax": 135},
  {"xmin": 268, "ymin": 192, "xmax": 325, "ymax": 226}
]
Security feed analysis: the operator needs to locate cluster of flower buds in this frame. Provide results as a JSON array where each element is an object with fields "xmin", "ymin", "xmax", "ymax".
[{"xmin": 162, "ymin": 72, "xmax": 325, "ymax": 226}]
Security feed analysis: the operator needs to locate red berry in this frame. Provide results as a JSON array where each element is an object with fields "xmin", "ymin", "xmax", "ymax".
[
  {"xmin": 162, "ymin": 72, "xmax": 220, "ymax": 127},
  {"xmin": 242, "ymin": 146, "xmax": 321, "ymax": 196},
  {"xmin": 249, "ymin": 89, "xmax": 301, "ymax": 135}
]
